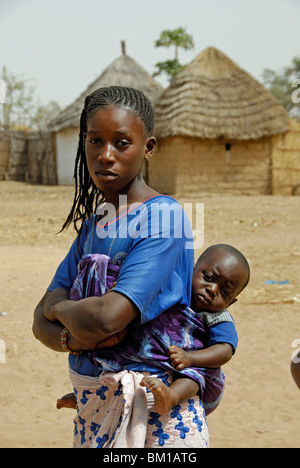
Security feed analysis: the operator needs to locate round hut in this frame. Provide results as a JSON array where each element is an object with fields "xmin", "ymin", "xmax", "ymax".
[
  {"xmin": 49, "ymin": 43, "xmax": 163, "ymax": 185},
  {"xmin": 150, "ymin": 46, "xmax": 289, "ymax": 196}
]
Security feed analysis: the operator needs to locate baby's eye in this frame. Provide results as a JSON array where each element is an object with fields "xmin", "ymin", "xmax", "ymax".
[
  {"xmin": 203, "ymin": 273, "xmax": 212, "ymax": 282},
  {"xmin": 221, "ymin": 288, "xmax": 230, "ymax": 297}
]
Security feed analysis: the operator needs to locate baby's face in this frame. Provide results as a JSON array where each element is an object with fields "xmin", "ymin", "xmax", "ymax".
[{"xmin": 191, "ymin": 250, "xmax": 248, "ymax": 313}]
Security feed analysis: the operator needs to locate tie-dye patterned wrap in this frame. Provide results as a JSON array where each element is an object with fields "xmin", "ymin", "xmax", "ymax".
[{"xmin": 68, "ymin": 253, "xmax": 225, "ymax": 447}]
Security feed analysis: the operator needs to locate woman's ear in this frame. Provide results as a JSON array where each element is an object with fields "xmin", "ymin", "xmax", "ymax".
[{"xmin": 144, "ymin": 137, "xmax": 157, "ymax": 161}]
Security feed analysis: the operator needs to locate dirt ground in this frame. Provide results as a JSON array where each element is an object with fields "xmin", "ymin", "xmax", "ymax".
[{"xmin": 0, "ymin": 180, "xmax": 300, "ymax": 448}]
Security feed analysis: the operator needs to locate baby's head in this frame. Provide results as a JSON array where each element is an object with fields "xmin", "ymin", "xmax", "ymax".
[{"xmin": 191, "ymin": 244, "xmax": 250, "ymax": 313}]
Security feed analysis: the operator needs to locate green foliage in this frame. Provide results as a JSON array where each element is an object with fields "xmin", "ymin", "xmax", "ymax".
[
  {"xmin": 153, "ymin": 27, "xmax": 194, "ymax": 81},
  {"xmin": 154, "ymin": 27, "xmax": 194, "ymax": 58},
  {"xmin": 153, "ymin": 59, "xmax": 185, "ymax": 78}
]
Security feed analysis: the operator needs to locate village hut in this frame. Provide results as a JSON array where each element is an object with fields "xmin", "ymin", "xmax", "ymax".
[
  {"xmin": 149, "ymin": 46, "xmax": 289, "ymax": 196},
  {"xmin": 49, "ymin": 43, "xmax": 163, "ymax": 185}
]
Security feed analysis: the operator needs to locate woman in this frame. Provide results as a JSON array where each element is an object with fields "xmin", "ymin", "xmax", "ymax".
[{"xmin": 32, "ymin": 86, "xmax": 209, "ymax": 448}]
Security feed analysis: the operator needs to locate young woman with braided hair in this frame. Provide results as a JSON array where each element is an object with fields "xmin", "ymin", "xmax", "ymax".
[{"xmin": 32, "ymin": 86, "xmax": 210, "ymax": 448}]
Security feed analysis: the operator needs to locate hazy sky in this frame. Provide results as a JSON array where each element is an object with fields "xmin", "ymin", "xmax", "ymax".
[{"xmin": 1, "ymin": 0, "xmax": 300, "ymax": 109}]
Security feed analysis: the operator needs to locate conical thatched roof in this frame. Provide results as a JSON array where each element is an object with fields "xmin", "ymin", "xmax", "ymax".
[
  {"xmin": 154, "ymin": 47, "xmax": 289, "ymax": 140},
  {"xmin": 49, "ymin": 52, "xmax": 163, "ymax": 132}
]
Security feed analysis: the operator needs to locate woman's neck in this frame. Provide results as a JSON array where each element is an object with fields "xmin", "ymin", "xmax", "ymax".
[{"xmin": 104, "ymin": 178, "xmax": 159, "ymax": 216}]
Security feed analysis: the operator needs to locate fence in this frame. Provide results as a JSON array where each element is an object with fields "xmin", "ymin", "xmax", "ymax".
[
  {"xmin": 0, "ymin": 129, "xmax": 56, "ymax": 184},
  {"xmin": 271, "ymin": 119, "xmax": 300, "ymax": 195}
]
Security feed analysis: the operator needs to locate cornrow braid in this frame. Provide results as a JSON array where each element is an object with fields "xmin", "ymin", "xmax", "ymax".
[
  {"xmin": 60, "ymin": 86, "xmax": 155, "ymax": 240},
  {"xmin": 84, "ymin": 86, "xmax": 155, "ymax": 136}
]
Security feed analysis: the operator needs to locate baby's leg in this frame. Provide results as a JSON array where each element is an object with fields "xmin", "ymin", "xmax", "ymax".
[
  {"xmin": 56, "ymin": 392, "xmax": 77, "ymax": 410},
  {"xmin": 140, "ymin": 377, "xmax": 199, "ymax": 415}
]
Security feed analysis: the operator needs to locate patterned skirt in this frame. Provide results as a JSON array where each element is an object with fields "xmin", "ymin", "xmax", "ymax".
[{"xmin": 69, "ymin": 367, "xmax": 209, "ymax": 448}]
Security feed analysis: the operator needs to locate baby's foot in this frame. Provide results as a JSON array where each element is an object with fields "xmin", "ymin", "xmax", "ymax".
[
  {"xmin": 140, "ymin": 377, "xmax": 177, "ymax": 415},
  {"xmin": 56, "ymin": 392, "xmax": 77, "ymax": 410}
]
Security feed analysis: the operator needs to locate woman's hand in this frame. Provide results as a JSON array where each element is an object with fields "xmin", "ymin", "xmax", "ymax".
[
  {"xmin": 97, "ymin": 329, "xmax": 128, "ymax": 348},
  {"xmin": 43, "ymin": 288, "xmax": 69, "ymax": 322},
  {"xmin": 67, "ymin": 333, "xmax": 102, "ymax": 353},
  {"xmin": 34, "ymin": 290, "xmax": 138, "ymax": 351}
]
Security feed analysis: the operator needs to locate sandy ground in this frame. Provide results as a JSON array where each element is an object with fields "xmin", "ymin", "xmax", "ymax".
[{"xmin": 0, "ymin": 180, "xmax": 300, "ymax": 448}]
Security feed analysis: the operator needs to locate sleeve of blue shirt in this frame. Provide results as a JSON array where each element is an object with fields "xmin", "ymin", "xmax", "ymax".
[
  {"xmin": 47, "ymin": 229, "xmax": 85, "ymax": 292},
  {"xmin": 113, "ymin": 200, "xmax": 195, "ymax": 324},
  {"xmin": 207, "ymin": 321, "xmax": 239, "ymax": 354}
]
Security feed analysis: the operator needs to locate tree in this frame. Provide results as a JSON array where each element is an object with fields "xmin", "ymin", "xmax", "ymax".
[
  {"xmin": 0, "ymin": 66, "xmax": 35, "ymax": 129},
  {"xmin": 153, "ymin": 27, "xmax": 194, "ymax": 81},
  {"xmin": 261, "ymin": 56, "xmax": 300, "ymax": 120},
  {"xmin": 0, "ymin": 66, "xmax": 61, "ymax": 130},
  {"xmin": 31, "ymin": 100, "xmax": 61, "ymax": 130}
]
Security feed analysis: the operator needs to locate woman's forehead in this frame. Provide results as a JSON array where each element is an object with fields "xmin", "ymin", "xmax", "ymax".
[{"xmin": 87, "ymin": 105, "xmax": 143, "ymax": 129}]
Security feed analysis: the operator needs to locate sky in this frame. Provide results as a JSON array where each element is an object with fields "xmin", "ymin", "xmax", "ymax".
[{"xmin": 1, "ymin": 0, "xmax": 300, "ymax": 110}]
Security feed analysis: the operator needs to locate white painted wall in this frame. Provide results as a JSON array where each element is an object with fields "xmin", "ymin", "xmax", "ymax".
[{"xmin": 56, "ymin": 127, "xmax": 79, "ymax": 185}]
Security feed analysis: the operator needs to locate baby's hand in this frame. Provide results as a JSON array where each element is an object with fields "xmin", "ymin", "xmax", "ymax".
[{"xmin": 168, "ymin": 345, "xmax": 194, "ymax": 370}]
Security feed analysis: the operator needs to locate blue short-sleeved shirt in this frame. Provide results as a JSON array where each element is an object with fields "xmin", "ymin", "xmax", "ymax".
[
  {"xmin": 48, "ymin": 195, "xmax": 195, "ymax": 324},
  {"xmin": 198, "ymin": 310, "xmax": 238, "ymax": 353}
]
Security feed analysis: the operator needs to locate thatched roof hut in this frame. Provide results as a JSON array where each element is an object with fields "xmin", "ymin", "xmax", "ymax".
[
  {"xmin": 50, "ymin": 44, "xmax": 163, "ymax": 184},
  {"xmin": 154, "ymin": 46, "xmax": 289, "ymax": 141},
  {"xmin": 50, "ymin": 47, "xmax": 163, "ymax": 132},
  {"xmin": 150, "ymin": 46, "xmax": 290, "ymax": 196}
]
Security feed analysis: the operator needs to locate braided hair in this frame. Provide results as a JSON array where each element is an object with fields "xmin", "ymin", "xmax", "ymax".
[{"xmin": 60, "ymin": 86, "xmax": 155, "ymax": 239}]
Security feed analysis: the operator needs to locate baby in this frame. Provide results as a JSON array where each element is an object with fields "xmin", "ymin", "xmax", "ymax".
[
  {"xmin": 57, "ymin": 244, "xmax": 250, "ymax": 415},
  {"xmin": 140, "ymin": 244, "xmax": 250, "ymax": 415}
]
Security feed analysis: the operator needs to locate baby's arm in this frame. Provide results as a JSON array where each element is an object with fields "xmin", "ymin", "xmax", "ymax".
[{"xmin": 168, "ymin": 343, "xmax": 233, "ymax": 370}]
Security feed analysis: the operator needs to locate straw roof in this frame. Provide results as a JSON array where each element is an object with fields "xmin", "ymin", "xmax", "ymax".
[
  {"xmin": 154, "ymin": 47, "xmax": 289, "ymax": 140},
  {"xmin": 49, "ymin": 51, "xmax": 163, "ymax": 132}
]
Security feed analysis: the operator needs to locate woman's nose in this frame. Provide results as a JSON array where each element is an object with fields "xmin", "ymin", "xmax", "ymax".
[{"xmin": 98, "ymin": 143, "xmax": 114, "ymax": 163}]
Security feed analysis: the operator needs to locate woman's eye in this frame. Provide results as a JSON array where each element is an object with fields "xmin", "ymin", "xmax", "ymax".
[{"xmin": 117, "ymin": 140, "xmax": 130, "ymax": 147}]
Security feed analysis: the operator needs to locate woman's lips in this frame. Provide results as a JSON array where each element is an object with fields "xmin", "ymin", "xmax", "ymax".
[{"xmin": 95, "ymin": 170, "xmax": 118, "ymax": 179}]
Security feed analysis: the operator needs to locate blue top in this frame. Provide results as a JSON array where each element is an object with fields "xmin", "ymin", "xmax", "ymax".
[
  {"xmin": 197, "ymin": 310, "xmax": 238, "ymax": 353},
  {"xmin": 48, "ymin": 195, "xmax": 238, "ymax": 383},
  {"xmin": 48, "ymin": 195, "xmax": 194, "ymax": 325}
]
